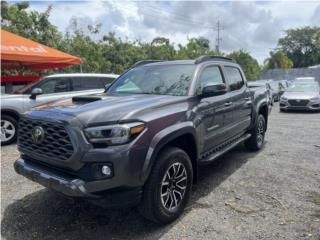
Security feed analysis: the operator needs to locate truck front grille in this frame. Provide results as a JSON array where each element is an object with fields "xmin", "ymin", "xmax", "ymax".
[
  {"xmin": 288, "ymin": 99, "xmax": 309, "ymax": 106},
  {"xmin": 18, "ymin": 118, "xmax": 74, "ymax": 161}
]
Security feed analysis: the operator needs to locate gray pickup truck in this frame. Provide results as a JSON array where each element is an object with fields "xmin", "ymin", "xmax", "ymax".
[
  {"xmin": 1, "ymin": 73, "xmax": 119, "ymax": 145},
  {"xmin": 14, "ymin": 56, "xmax": 271, "ymax": 224}
]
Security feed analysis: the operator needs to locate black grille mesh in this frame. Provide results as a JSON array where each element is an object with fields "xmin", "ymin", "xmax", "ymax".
[
  {"xmin": 288, "ymin": 99, "xmax": 309, "ymax": 106},
  {"xmin": 18, "ymin": 118, "xmax": 74, "ymax": 161}
]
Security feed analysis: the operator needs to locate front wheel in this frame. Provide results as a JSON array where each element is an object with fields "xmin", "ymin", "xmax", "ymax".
[
  {"xmin": 1, "ymin": 115, "xmax": 18, "ymax": 145},
  {"xmin": 245, "ymin": 114, "xmax": 266, "ymax": 151},
  {"xmin": 139, "ymin": 147, "xmax": 193, "ymax": 224}
]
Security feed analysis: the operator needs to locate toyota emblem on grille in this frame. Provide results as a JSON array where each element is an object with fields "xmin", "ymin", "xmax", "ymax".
[
  {"xmin": 296, "ymin": 99, "xmax": 301, "ymax": 102},
  {"xmin": 31, "ymin": 126, "xmax": 45, "ymax": 144}
]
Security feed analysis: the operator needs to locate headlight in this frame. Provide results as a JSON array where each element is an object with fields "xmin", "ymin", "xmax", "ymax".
[
  {"xmin": 310, "ymin": 97, "xmax": 320, "ymax": 102},
  {"xmin": 84, "ymin": 122, "xmax": 145, "ymax": 145},
  {"xmin": 280, "ymin": 96, "xmax": 288, "ymax": 101}
]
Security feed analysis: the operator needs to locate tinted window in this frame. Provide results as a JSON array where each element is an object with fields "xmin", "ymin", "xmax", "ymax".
[
  {"xmin": 99, "ymin": 77, "xmax": 116, "ymax": 86},
  {"xmin": 200, "ymin": 66, "xmax": 224, "ymax": 88},
  {"xmin": 107, "ymin": 65, "xmax": 195, "ymax": 96},
  {"xmin": 72, "ymin": 77, "xmax": 103, "ymax": 91},
  {"xmin": 224, "ymin": 67, "xmax": 244, "ymax": 91},
  {"xmin": 37, "ymin": 78, "xmax": 71, "ymax": 94}
]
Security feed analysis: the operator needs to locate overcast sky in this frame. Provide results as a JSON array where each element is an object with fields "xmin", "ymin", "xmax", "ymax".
[{"xmin": 28, "ymin": 0, "xmax": 320, "ymax": 64}]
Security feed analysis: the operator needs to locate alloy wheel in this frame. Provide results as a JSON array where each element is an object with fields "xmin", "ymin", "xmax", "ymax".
[
  {"xmin": 256, "ymin": 118, "xmax": 265, "ymax": 146},
  {"xmin": 0, "ymin": 120, "xmax": 16, "ymax": 142},
  {"xmin": 160, "ymin": 162, "xmax": 187, "ymax": 211}
]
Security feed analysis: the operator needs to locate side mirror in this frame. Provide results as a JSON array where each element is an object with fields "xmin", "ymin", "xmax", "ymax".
[
  {"xmin": 30, "ymin": 88, "xmax": 43, "ymax": 99},
  {"xmin": 201, "ymin": 83, "xmax": 227, "ymax": 98}
]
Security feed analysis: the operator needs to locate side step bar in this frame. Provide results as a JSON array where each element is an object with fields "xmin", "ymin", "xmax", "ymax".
[{"xmin": 199, "ymin": 133, "xmax": 251, "ymax": 165}]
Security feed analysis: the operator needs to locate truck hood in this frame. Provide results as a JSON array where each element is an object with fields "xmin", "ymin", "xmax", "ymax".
[
  {"xmin": 282, "ymin": 91, "xmax": 319, "ymax": 99},
  {"xmin": 31, "ymin": 93, "xmax": 189, "ymax": 126}
]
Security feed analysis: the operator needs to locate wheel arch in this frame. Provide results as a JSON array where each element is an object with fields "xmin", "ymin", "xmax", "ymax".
[
  {"xmin": 141, "ymin": 122, "xmax": 199, "ymax": 184},
  {"xmin": 1, "ymin": 109, "xmax": 20, "ymax": 121},
  {"xmin": 258, "ymin": 103, "xmax": 268, "ymax": 131},
  {"xmin": 252, "ymin": 100, "xmax": 268, "ymax": 132}
]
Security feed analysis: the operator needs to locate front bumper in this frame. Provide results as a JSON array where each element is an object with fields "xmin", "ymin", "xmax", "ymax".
[
  {"xmin": 14, "ymin": 158, "xmax": 142, "ymax": 207},
  {"xmin": 280, "ymin": 100, "xmax": 320, "ymax": 111}
]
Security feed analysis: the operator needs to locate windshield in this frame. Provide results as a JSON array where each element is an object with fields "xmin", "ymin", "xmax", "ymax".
[
  {"xmin": 286, "ymin": 83, "xmax": 319, "ymax": 92},
  {"xmin": 107, "ymin": 64, "xmax": 195, "ymax": 96}
]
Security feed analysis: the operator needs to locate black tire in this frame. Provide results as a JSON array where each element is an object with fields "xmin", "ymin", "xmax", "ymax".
[
  {"xmin": 245, "ymin": 114, "xmax": 266, "ymax": 151},
  {"xmin": 138, "ymin": 147, "xmax": 193, "ymax": 224},
  {"xmin": 1, "ymin": 115, "xmax": 18, "ymax": 145},
  {"xmin": 273, "ymin": 96, "xmax": 277, "ymax": 102}
]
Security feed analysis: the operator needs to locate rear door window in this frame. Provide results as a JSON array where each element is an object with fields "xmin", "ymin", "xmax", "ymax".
[
  {"xmin": 72, "ymin": 77, "xmax": 115, "ymax": 91},
  {"xmin": 224, "ymin": 67, "xmax": 244, "ymax": 91},
  {"xmin": 72, "ymin": 77, "xmax": 101, "ymax": 91},
  {"xmin": 199, "ymin": 66, "xmax": 224, "ymax": 88}
]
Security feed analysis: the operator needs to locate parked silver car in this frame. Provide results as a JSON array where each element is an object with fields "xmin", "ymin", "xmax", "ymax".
[
  {"xmin": 1, "ymin": 73, "xmax": 119, "ymax": 145},
  {"xmin": 280, "ymin": 82, "xmax": 320, "ymax": 112}
]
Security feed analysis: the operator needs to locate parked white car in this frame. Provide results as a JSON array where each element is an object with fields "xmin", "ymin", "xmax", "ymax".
[{"xmin": 1, "ymin": 73, "xmax": 119, "ymax": 145}]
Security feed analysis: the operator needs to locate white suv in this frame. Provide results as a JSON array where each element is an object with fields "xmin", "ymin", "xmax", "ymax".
[{"xmin": 1, "ymin": 73, "xmax": 119, "ymax": 145}]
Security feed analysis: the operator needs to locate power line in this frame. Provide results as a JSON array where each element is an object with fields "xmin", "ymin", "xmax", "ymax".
[
  {"xmin": 139, "ymin": 3, "xmax": 215, "ymax": 28},
  {"xmin": 139, "ymin": 3, "xmax": 224, "ymax": 49},
  {"xmin": 114, "ymin": 3, "xmax": 224, "ymax": 50},
  {"xmin": 121, "ymin": 3, "xmax": 215, "ymax": 29}
]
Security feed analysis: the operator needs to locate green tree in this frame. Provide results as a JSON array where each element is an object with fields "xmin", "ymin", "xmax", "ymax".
[
  {"xmin": 149, "ymin": 37, "xmax": 176, "ymax": 60},
  {"xmin": 1, "ymin": 1, "xmax": 62, "ymax": 48},
  {"xmin": 59, "ymin": 29, "xmax": 111, "ymax": 73},
  {"xmin": 102, "ymin": 32, "xmax": 149, "ymax": 73},
  {"xmin": 278, "ymin": 26, "xmax": 320, "ymax": 68},
  {"xmin": 264, "ymin": 51, "xmax": 293, "ymax": 70},
  {"xmin": 227, "ymin": 50, "xmax": 260, "ymax": 80},
  {"xmin": 177, "ymin": 37, "xmax": 217, "ymax": 59}
]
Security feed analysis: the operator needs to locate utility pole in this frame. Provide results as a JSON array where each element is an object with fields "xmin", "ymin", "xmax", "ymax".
[{"xmin": 214, "ymin": 20, "xmax": 223, "ymax": 55}]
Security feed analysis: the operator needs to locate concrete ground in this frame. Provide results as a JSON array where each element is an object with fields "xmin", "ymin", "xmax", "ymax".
[{"xmin": 1, "ymin": 104, "xmax": 320, "ymax": 240}]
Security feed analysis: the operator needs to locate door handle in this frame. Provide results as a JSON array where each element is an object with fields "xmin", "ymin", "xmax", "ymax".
[{"xmin": 224, "ymin": 102, "xmax": 233, "ymax": 106}]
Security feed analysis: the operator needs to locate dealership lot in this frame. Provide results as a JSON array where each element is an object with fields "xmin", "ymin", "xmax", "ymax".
[{"xmin": 1, "ymin": 104, "xmax": 320, "ymax": 240}]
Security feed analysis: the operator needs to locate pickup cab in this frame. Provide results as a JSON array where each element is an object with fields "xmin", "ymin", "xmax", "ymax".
[{"xmin": 14, "ymin": 56, "xmax": 270, "ymax": 224}]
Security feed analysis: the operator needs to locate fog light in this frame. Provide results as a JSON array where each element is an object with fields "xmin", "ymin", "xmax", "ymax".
[{"xmin": 101, "ymin": 165, "xmax": 112, "ymax": 176}]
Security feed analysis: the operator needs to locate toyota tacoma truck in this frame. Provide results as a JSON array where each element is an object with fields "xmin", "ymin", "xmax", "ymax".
[{"xmin": 14, "ymin": 56, "xmax": 270, "ymax": 224}]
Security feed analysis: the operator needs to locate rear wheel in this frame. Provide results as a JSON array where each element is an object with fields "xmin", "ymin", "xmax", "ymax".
[
  {"xmin": 245, "ymin": 114, "xmax": 266, "ymax": 151},
  {"xmin": 139, "ymin": 147, "xmax": 193, "ymax": 224},
  {"xmin": 270, "ymin": 96, "xmax": 274, "ymax": 106},
  {"xmin": 1, "ymin": 115, "xmax": 18, "ymax": 145}
]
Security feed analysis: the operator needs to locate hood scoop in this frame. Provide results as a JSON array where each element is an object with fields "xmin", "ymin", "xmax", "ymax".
[{"xmin": 72, "ymin": 95, "xmax": 102, "ymax": 104}]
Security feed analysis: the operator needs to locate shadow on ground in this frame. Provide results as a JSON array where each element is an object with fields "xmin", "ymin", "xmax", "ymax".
[
  {"xmin": 1, "ymin": 143, "xmax": 259, "ymax": 240},
  {"xmin": 279, "ymin": 109, "xmax": 320, "ymax": 114}
]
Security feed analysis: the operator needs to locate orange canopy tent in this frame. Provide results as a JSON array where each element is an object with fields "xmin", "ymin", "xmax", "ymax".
[{"xmin": 1, "ymin": 29, "xmax": 82, "ymax": 70}]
